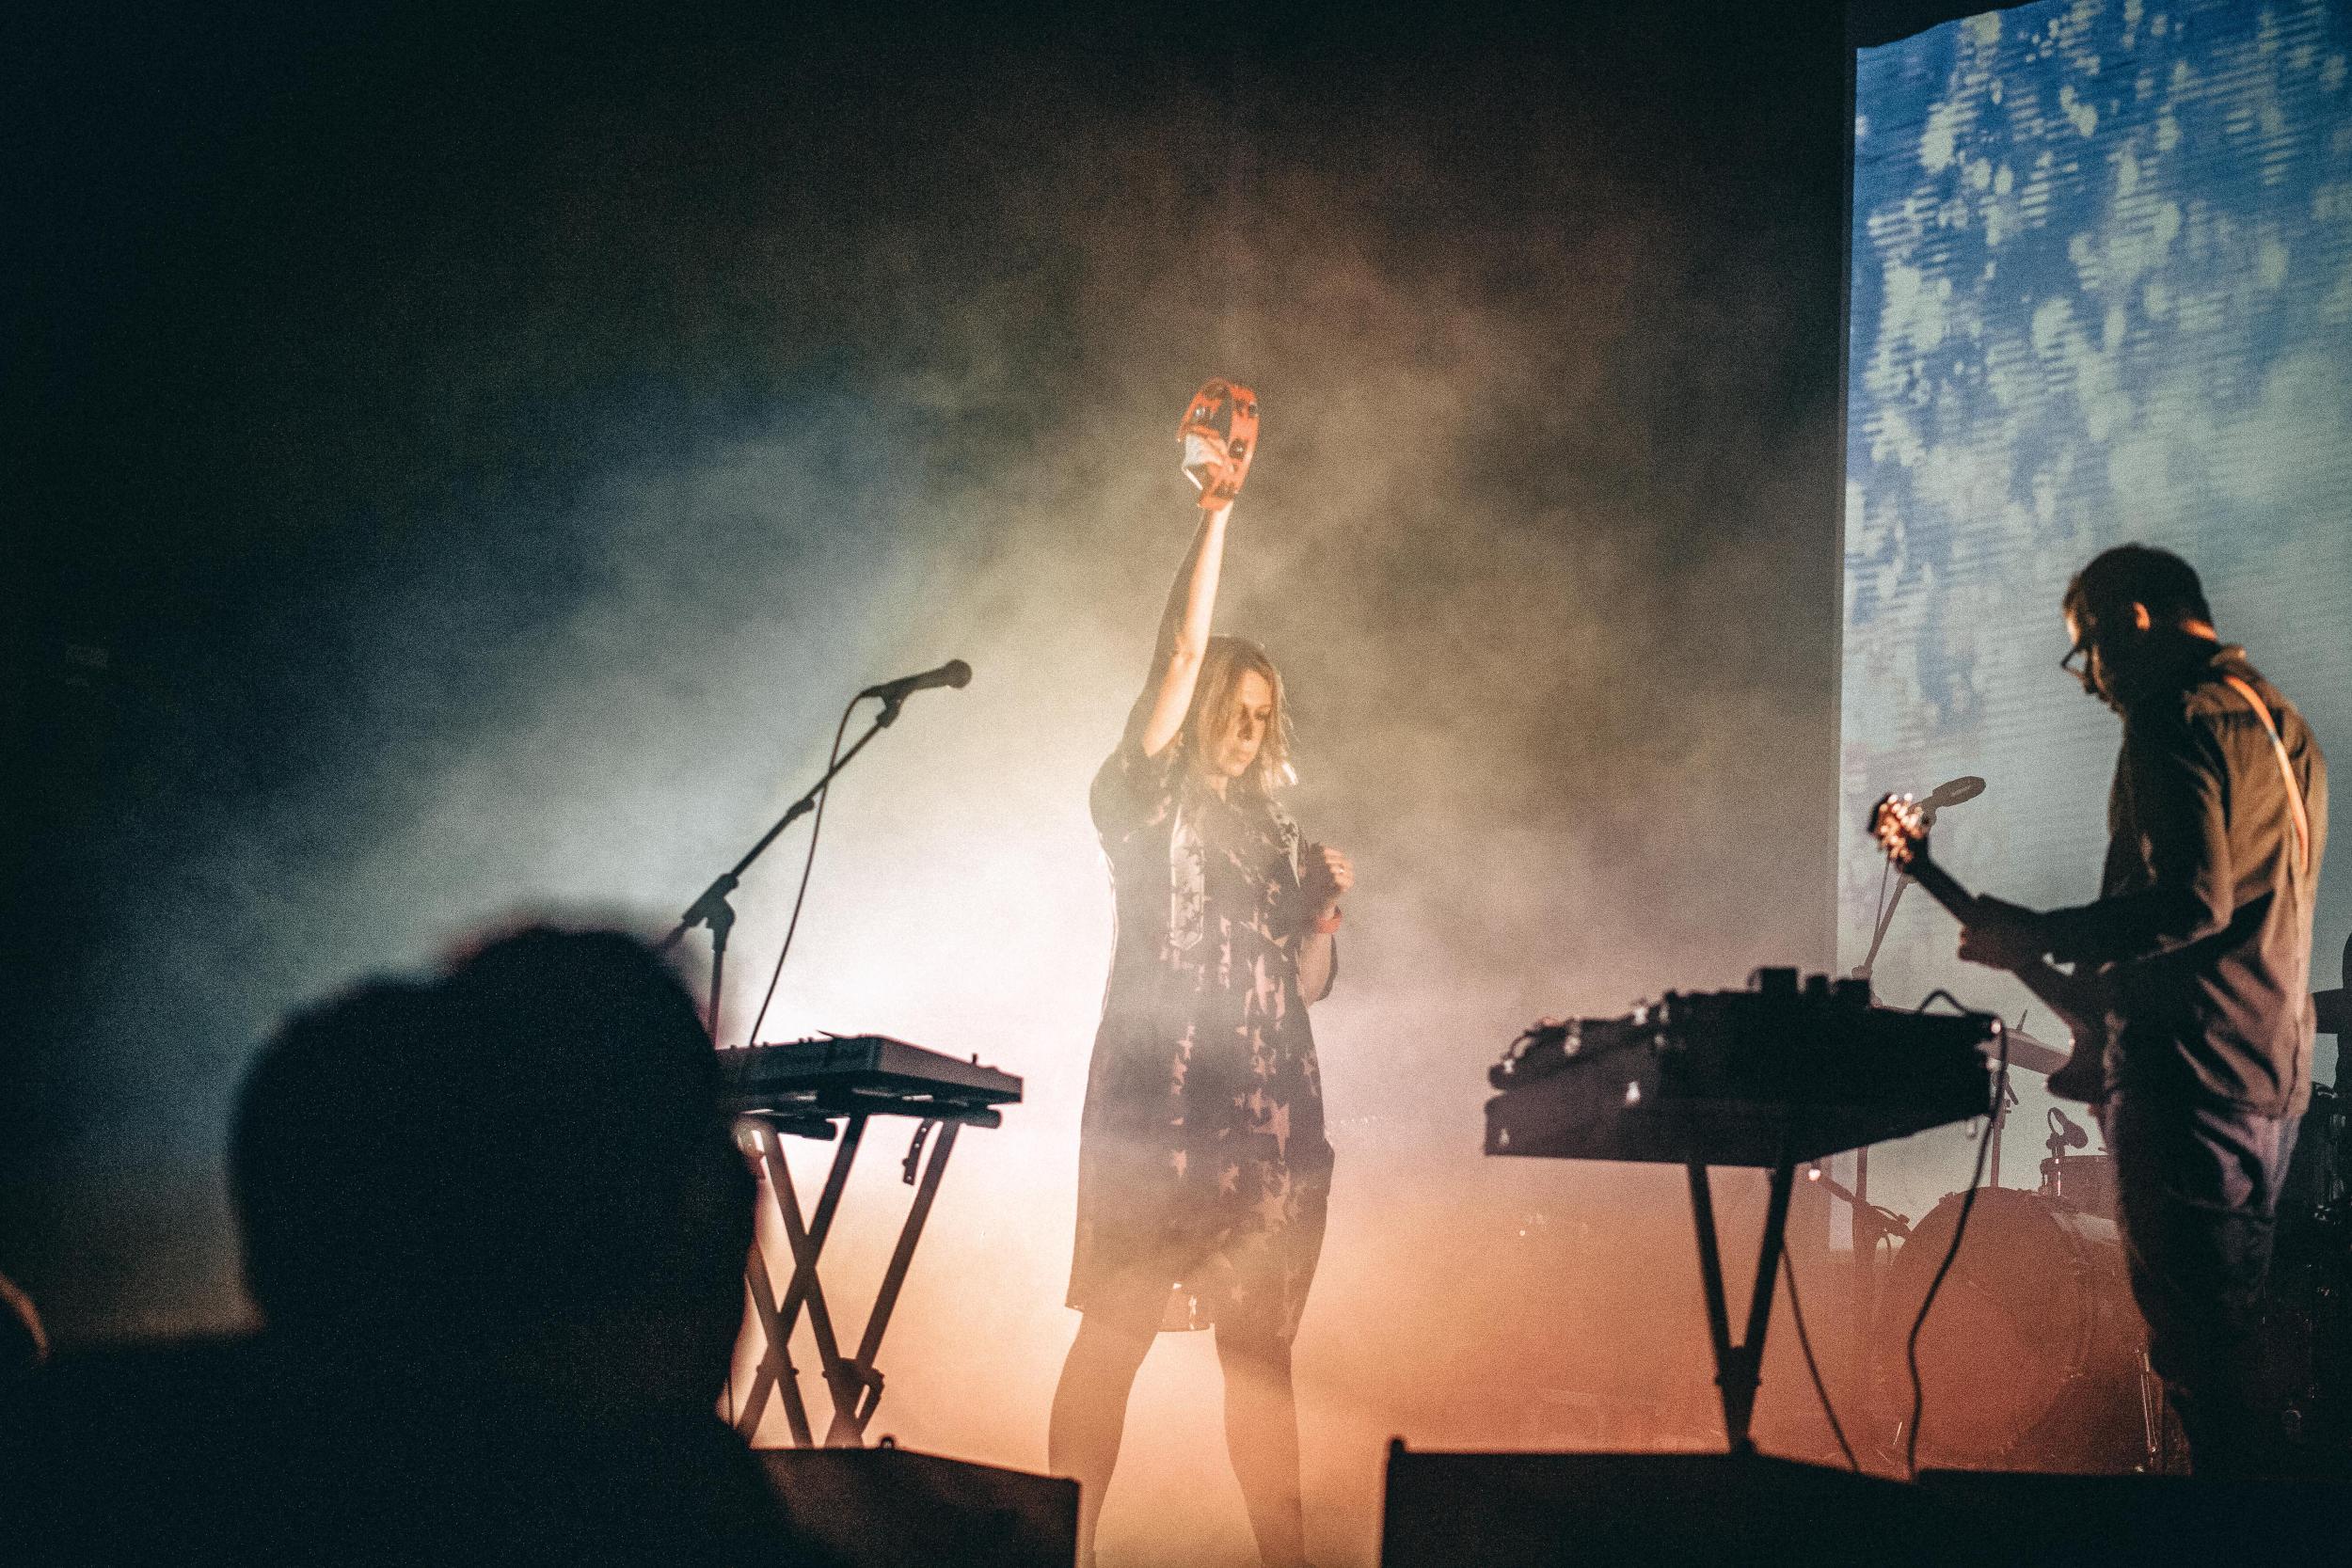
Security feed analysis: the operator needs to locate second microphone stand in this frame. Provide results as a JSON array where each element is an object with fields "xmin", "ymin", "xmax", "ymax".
[{"xmin": 660, "ymin": 695, "xmax": 908, "ymax": 1041}]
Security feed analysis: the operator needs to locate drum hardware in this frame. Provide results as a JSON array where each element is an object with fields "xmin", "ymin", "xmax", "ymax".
[
  {"xmin": 2263, "ymin": 1082, "xmax": 2352, "ymax": 1474},
  {"xmin": 2281, "ymin": 1082, "xmax": 2348, "ymax": 1235},
  {"xmin": 1808, "ymin": 1162, "xmax": 1915, "ymax": 1413},
  {"xmin": 2316, "ymin": 932, "xmax": 2347, "ymax": 1038},
  {"xmin": 2045, "ymin": 1105, "xmax": 2091, "ymax": 1161},
  {"xmin": 2039, "ymin": 1154, "xmax": 2119, "ymax": 1222},
  {"xmin": 1873, "ymin": 1187, "xmax": 2150, "ymax": 1473},
  {"xmin": 2037, "ymin": 1108, "xmax": 2117, "ymax": 1221},
  {"xmin": 1870, "ymin": 1084, "xmax": 2352, "ymax": 1476},
  {"xmin": 1977, "ymin": 1069, "xmax": 2021, "ymax": 1190},
  {"xmin": 2137, "ymin": 1349, "xmax": 2181, "ymax": 1474},
  {"xmin": 1805, "ymin": 1164, "xmax": 1912, "ymax": 1246}
]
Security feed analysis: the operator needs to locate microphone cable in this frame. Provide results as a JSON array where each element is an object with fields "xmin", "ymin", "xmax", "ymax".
[
  {"xmin": 743, "ymin": 694, "xmax": 860, "ymax": 1048},
  {"xmin": 1782, "ymin": 1243, "xmax": 1860, "ymax": 1472}
]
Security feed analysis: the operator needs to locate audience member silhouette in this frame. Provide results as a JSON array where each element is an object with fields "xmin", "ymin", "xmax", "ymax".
[
  {"xmin": 6, "ymin": 926, "xmax": 813, "ymax": 1567},
  {"xmin": 0, "ymin": 1272, "xmax": 44, "ymax": 1383}
]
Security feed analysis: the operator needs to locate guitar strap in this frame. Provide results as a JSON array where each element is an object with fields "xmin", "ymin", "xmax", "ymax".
[{"xmin": 2219, "ymin": 674, "xmax": 2313, "ymax": 883}]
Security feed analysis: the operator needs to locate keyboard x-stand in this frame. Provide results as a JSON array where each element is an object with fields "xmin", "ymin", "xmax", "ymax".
[
  {"xmin": 1485, "ymin": 970, "xmax": 1998, "ymax": 1455},
  {"xmin": 718, "ymin": 1034, "xmax": 1022, "ymax": 1449}
]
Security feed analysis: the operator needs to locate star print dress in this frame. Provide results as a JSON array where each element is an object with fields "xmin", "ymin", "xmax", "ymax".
[{"xmin": 1066, "ymin": 733, "xmax": 1335, "ymax": 1339}]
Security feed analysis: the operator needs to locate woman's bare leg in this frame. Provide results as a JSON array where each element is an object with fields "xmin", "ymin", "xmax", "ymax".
[
  {"xmin": 1216, "ymin": 1324, "xmax": 1306, "ymax": 1568},
  {"xmin": 1048, "ymin": 1312, "xmax": 1157, "ymax": 1567}
]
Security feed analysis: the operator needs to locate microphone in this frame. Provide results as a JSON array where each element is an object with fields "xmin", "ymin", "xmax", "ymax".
[
  {"xmin": 2050, "ymin": 1106, "xmax": 2090, "ymax": 1149},
  {"xmin": 1918, "ymin": 774, "xmax": 1986, "ymax": 823},
  {"xmin": 859, "ymin": 658, "xmax": 972, "ymax": 706},
  {"xmin": 1923, "ymin": 775, "xmax": 1985, "ymax": 810}
]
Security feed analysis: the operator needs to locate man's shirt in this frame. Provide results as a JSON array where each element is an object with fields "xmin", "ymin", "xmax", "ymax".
[{"xmin": 2042, "ymin": 641, "xmax": 2328, "ymax": 1116}]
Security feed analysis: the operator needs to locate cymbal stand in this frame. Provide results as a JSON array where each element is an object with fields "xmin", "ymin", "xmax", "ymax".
[
  {"xmin": 1982, "ymin": 1074, "xmax": 2017, "ymax": 1190},
  {"xmin": 1810, "ymin": 1159, "xmax": 1911, "ymax": 1396}
]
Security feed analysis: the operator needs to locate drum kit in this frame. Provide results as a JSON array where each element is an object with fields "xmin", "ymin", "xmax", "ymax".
[{"xmin": 1865, "ymin": 1006, "xmax": 2352, "ymax": 1477}]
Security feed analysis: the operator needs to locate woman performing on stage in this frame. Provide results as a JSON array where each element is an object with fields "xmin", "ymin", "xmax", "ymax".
[{"xmin": 1049, "ymin": 384, "xmax": 1354, "ymax": 1568}]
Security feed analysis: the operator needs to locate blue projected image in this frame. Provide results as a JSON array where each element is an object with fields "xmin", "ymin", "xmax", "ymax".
[{"xmin": 1841, "ymin": 0, "xmax": 2352, "ymax": 1220}]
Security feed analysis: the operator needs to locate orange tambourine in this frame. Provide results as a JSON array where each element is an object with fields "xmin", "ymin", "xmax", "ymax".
[{"xmin": 1176, "ymin": 378, "xmax": 1260, "ymax": 509}]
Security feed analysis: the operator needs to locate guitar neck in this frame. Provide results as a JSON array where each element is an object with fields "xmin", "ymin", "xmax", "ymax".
[
  {"xmin": 1900, "ymin": 851, "xmax": 1980, "ymax": 927},
  {"xmin": 1906, "ymin": 847, "xmax": 2100, "ymax": 1032}
]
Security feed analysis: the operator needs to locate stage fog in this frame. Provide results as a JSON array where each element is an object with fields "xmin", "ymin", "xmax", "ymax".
[{"xmin": 10, "ymin": 16, "xmax": 1850, "ymax": 1566}]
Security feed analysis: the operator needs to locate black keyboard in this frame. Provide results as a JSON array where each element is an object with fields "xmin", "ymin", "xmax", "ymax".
[{"xmin": 716, "ymin": 1035, "xmax": 1022, "ymax": 1122}]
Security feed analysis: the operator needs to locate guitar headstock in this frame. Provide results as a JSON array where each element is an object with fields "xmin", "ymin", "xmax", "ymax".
[{"xmin": 1868, "ymin": 792, "xmax": 1930, "ymax": 871}]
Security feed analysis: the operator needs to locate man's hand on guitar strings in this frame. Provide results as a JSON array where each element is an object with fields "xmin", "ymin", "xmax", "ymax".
[{"xmin": 1957, "ymin": 895, "xmax": 2051, "ymax": 971}]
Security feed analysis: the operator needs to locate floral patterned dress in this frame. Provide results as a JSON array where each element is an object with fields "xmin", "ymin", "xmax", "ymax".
[{"xmin": 1067, "ymin": 735, "xmax": 1335, "ymax": 1339}]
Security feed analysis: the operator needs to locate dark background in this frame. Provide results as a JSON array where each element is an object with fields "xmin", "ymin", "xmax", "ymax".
[{"xmin": 1, "ymin": 0, "xmax": 1981, "ymax": 1440}]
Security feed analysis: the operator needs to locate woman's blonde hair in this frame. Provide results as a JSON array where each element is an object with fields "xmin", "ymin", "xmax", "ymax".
[{"xmin": 1185, "ymin": 635, "xmax": 1294, "ymax": 797}]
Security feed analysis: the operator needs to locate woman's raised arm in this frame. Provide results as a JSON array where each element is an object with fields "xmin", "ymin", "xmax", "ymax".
[{"xmin": 1133, "ymin": 501, "xmax": 1232, "ymax": 758}]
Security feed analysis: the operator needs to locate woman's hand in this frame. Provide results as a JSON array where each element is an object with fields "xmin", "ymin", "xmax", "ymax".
[
  {"xmin": 1295, "ymin": 844, "xmax": 1352, "ymax": 1003},
  {"xmin": 1300, "ymin": 844, "xmax": 1354, "ymax": 919}
]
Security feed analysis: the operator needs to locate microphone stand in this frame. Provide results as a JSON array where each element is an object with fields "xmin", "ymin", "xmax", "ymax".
[
  {"xmin": 1852, "ymin": 826, "xmax": 1928, "ymax": 987},
  {"xmin": 659, "ymin": 696, "xmax": 908, "ymax": 1041},
  {"xmin": 1851, "ymin": 800, "xmax": 1954, "ymax": 984},
  {"xmin": 1844, "ymin": 801, "xmax": 1936, "ymax": 1395}
]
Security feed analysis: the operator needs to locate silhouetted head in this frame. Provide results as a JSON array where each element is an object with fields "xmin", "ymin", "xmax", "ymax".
[
  {"xmin": 230, "ymin": 927, "xmax": 752, "ymax": 1405},
  {"xmin": 0, "ymin": 1269, "xmax": 45, "ymax": 1382},
  {"xmin": 2059, "ymin": 544, "xmax": 2217, "ymax": 708},
  {"xmin": 1185, "ymin": 635, "xmax": 1293, "ymax": 797}
]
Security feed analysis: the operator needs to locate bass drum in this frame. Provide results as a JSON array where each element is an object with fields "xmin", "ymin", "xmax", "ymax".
[{"xmin": 1874, "ymin": 1187, "xmax": 2151, "ymax": 1472}]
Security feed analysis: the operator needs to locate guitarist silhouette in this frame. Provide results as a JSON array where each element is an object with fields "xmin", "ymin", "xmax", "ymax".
[{"xmin": 1898, "ymin": 545, "xmax": 2326, "ymax": 1480}]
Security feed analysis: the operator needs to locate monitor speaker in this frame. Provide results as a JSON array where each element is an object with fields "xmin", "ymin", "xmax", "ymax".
[{"xmin": 759, "ymin": 1442, "xmax": 1076, "ymax": 1568}]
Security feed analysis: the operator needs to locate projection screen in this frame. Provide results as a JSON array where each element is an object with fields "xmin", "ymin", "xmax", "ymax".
[{"xmin": 1839, "ymin": 0, "xmax": 2352, "ymax": 1222}]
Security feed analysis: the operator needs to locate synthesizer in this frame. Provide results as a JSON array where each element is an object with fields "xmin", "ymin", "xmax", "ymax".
[{"xmin": 1485, "ymin": 969, "xmax": 1998, "ymax": 1166}]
